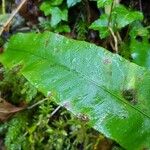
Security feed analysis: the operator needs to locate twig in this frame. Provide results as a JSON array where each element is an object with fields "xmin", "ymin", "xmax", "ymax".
[
  {"xmin": 49, "ymin": 105, "xmax": 61, "ymax": 118},
  {"xmin": 116, "ymin": 31, "xmax": 122, "ymax": 43},
  {"xmin": 27, "ymin": 98, "xmax": 48, "ymax": 109},
  {"xmin": 108, "ymin": 27, "xmax": 118, "ymax": 53},
  {"xmin": 0, "ymin": 0, "xmax": 27, "ymax": 36},
  {"xmin": 123, "ymin": 26, "xmax": 130, "ymax": 42},
  {"xmin": 2, "ymin": 0, "xmax": 6, "ymax": 14},
  {"xmin": 110, "ymin": 40, "xmax": 115, "ymax": 51}
]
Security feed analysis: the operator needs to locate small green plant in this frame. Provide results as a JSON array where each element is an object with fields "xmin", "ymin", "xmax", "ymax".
[
  {"xmin": 90, "ymin": 0, "xmax": 143, "ymax": 52},
  {"xmin": 90, "ymin": 1, "xmax": 143, "ymax": 38},
  {"xmin": 39, "ymin": 0, "xmax": 70, "ymax": 33}
]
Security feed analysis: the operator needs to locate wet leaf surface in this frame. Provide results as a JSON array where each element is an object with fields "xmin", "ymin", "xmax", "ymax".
[{"xmin": 1, "ymin": 32, "xmax": 150, "ymax": 149}]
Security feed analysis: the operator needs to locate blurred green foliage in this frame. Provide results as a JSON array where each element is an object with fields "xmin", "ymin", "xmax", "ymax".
[{"xmin": 39, "ymin": 0, "xmax": 70, "ymax": 33}]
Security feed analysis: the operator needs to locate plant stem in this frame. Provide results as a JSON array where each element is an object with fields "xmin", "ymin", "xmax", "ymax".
[
  {"xmin": 27, "ymin": 98, "xmax": 48, "ymax": 109},
  {"xmin": 2, "ymin": 0, "xmax": 6, "ymax": 14},
  {"xmin": 0, "ymin": 0, "xmax": 27, "ymax": 36},
  {"xmin": 107, "ymin": 0, "xmax": 119, "ymax": 53},
  {"xmin": 49, "ymin": 105, "xmax": 61, "ymax": 118},
  {"xmin": 109, "ymin": 27, "xmax": 118, "ymax": 53},
  {"xmin": 116, "ymin": 31, "xmax": 122, "ymax": 43},
  {"xmin": 107, "ymin": 0, "xmax": 115, "ymax": 27}
]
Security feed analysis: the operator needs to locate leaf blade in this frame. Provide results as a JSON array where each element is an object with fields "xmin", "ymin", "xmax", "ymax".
[{"xmin": 1, "ymin": 32, "xmax": 150, "ymax": 149}]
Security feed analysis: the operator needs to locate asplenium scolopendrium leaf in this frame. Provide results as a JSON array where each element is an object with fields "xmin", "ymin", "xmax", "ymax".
[{"xmin": 1, "ymin": 32, "xmax": 150, "ymax": 149}]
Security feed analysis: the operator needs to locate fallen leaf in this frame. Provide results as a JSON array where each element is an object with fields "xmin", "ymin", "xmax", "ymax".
[{"xmin": 0, "ymin": 98, "xmax": 26, "ymax": 122}]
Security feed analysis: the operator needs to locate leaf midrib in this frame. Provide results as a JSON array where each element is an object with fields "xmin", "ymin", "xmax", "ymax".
[{"xmin": 8, "ymin": 48, "xmax": 150, "ymax": 119}]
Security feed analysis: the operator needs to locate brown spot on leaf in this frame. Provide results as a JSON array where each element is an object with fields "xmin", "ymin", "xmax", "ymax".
[
  {"xmin": 103, "ymin": 58, "xmax": 112, "ymax": 65},
  {"xmin": 122, "ymin": 89, "xmax": 138, "ymax": 105},
  {"xmin": 76, "ymin": 113, "xmax": 90, "ymax": 122},
  {"xmin": 94, "ymin": 137, "xmax": 113, "ymax": 150}
]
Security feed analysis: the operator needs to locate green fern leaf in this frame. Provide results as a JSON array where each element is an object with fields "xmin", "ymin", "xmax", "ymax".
[{"xmin": 1, "ymin": 32, "xmax": 150, "ymax": 149}]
